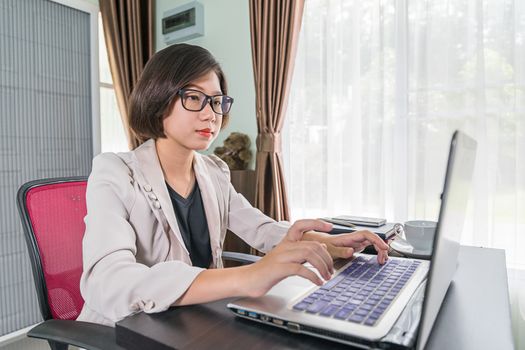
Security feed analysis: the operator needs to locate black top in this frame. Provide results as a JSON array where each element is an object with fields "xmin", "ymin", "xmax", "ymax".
[{"xmin": 166, "ymin": 181, "xmax": 212, "ymax": 268}]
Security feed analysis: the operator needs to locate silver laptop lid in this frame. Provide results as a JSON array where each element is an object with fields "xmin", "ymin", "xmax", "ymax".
[{"xmin": 416, "ymin": 130, "xmax": 477, "ymax": 350}]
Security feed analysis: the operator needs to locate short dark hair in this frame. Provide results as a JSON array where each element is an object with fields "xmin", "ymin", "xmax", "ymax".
[{"xmin": 128, "ymin": 44, "xmax": 229, "ymax": 144}]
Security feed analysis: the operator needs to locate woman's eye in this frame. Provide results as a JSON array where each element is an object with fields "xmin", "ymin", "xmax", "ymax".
[{"xmin": 187, "ymin": 95, "xmax": 200, "ymax": 101}]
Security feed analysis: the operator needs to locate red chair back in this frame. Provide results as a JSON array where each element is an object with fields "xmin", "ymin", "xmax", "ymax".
[{"xmin": 17, "ymin": 177, "xmax": 88, "ymax": 321}]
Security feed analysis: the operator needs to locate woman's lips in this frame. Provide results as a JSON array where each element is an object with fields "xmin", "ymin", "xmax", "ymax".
[{"xmin": 196, "ymin": 129, "xmax": 213, "ymax": 138}]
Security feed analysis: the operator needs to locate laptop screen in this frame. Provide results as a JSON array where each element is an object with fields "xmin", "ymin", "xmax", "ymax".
[{"xmin": 416, "ymin": 131, "xmax": 477, "ymax": 350}]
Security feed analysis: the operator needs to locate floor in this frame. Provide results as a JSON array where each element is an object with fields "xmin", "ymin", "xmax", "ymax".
[
  {"xmin": 1, "ymin": 337, "xmax": 51, "ymax": 350},
  {"xmin": 0, "ymin": 336, "xmax": 80, "ymax": 350}
]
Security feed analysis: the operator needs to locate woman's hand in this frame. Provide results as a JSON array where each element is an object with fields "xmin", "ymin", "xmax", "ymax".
[
  {"xmin": 177, "ymin": 220, "xmax": 389, "ymax": 305},
  {"xmin": 242, "ymin": 219, "xmax": 334, "ymax": 298},
  {"xmin": 302, "ymin": 226, "xmax": 389, "ymax": 264}
]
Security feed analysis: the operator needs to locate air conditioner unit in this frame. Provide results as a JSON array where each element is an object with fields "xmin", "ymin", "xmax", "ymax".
[{"xmin": 162, "ymin": 1, "xmax": 204, "ymax": 45}]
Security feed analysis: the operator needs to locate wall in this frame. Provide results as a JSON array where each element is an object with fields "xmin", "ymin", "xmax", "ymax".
[{"xmin": 156, "ymin": 0, "xmax": 257, "ymax": 168}]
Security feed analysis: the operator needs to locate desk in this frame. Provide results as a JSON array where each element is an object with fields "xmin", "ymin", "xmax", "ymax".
[{"xmin": 116, "ymin": 246, "xmax": 514, "ymax": 350}]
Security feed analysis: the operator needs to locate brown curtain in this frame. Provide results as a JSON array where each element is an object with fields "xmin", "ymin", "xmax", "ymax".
[
  {"xmin": 100, "ymin": 0, "xmax": 155, "ymax": 150},
  {"xmin": 249, "ymin": 0, "xmax": 304, "ymax": 221}
]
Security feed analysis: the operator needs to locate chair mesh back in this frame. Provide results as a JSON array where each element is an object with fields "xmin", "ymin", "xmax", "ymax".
[{"xmin": 24, "ymin": 181, "xmax": 87, "ymax": 320}]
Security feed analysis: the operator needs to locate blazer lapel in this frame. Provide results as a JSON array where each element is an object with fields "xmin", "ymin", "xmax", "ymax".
[
  {"xmin": 193, "ymin": 153, "xmax": 222, "ymax": 266},
  {"xmin": 132, "ymin": 140, "xmax": 188, "ymax": 255}
]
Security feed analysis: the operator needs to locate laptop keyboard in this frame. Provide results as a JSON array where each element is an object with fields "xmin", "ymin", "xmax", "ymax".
[{"xmin": 292, "ymin": 256, "xmax": 421, "ymax": 326}]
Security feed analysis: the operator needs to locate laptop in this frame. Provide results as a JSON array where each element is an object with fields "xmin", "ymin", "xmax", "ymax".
[{"xmin": 227, "ymin": 130, "xmax": 477, "ymax": 349}]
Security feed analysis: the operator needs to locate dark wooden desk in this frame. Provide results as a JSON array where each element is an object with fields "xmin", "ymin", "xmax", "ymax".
[{"xmin": 116, "ymin": 246, "xmax": 514, "ymax": 350}]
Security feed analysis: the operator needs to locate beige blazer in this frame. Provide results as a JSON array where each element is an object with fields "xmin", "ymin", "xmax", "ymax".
[{"xmin": 77, "ymin": 139, "xmax": 289, "ymax": 326}]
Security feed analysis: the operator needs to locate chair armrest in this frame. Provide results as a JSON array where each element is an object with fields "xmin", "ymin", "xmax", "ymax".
[
  {"xmin": 28, "ymin": 319, "xmax": 125, "ymax": 350},
  {"xmin": 222, "ymin": 251, "xmax": 261, "ymax": 264}
]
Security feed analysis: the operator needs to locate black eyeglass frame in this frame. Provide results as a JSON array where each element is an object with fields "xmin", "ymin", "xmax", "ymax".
[{"xmin": 176, "ymin": 88, "xmax": 234, "ymax": 115}]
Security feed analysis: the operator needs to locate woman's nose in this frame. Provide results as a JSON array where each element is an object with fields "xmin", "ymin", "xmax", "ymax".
[{"xmin": 199, "ymin": 101, "xmax": 216, "ymax": 121}]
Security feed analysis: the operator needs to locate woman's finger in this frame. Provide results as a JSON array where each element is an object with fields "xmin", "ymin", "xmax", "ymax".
[
  {"xmin": 376, "ymin": 248, "xmax": 388, "ymax": 264},
  {"xmin": 285, "ymin": 219, "xmax": 333, "ymax": 242},
  {"xmin": 354, "ymin": 242, "xmax": 369, "ymax": 253},
  {"xmin": 360, "ymin": 232, "xmax": 389, "ymax": 249},
  {"xmin": 303, "ymin": 241, "xmax": 334, "ymax": 273},
  {"xmin": 327, "ymin": 245, "xmax": 355, "ymax": 259},
  {"xmin": 329, "ymin": 230, "xmax": 389, "ymax": 264},
  {"xmin": 332, "ymin": 231, "xmax": 389, "ymax": 250},
  {"xmin": 284, "ymin": 263, "xmax": 324, "ymax": 286},
  {"xmin": 368, "ymin": 240, "xmax": 389, "ymax": 265},
  {"xmin": 274, "ymin": 240, "xmax": 332, "ymax": 268},
  {"xmin": 284, "ymin": 244, "xmax": 333, "ymax": 280}
]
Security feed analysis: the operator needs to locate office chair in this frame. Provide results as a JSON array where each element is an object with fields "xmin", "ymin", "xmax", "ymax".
[{"xmin": 16, "ymin": 176, "xmax": 259, "ymax": 350}]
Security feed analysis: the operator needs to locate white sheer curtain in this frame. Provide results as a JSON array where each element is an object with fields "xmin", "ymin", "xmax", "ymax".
[
  {"xmin": 99, "ymin": 14, "xmax": 128, "ymax": 153},
  {"xmin": 284, "ymin": 1, "xmax": 524, "ymax": 343}
]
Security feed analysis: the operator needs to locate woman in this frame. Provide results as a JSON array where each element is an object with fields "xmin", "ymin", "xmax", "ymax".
[{"xmin": 77, "ymin": 43, "xmax": 388, "ymax": 326}]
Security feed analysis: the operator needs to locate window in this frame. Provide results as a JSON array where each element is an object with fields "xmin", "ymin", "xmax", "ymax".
[
  {"xmin": 284, "ymin": 0, "xmax": 525, "ymax": 269},
  {"xmin": 0, "ymin": 0, "xmax": 95, "ymax": 335},
  {"xmin": 99, "ymin": 14, "xmax": 128, "ymax": 153}
]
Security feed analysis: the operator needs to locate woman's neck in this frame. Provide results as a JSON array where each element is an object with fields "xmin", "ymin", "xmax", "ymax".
[{"xmin": 155, "ymin": 138, "xmax": 195, "ymax": 195}]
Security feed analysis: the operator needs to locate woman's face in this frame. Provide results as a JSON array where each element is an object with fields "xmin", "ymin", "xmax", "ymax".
[{"xmin": 162, "ymin": 70, "xmax": 223, "ymax": 151}]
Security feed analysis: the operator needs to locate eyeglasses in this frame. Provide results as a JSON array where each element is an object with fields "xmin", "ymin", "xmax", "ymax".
[{"xmin": 177, "ymin": 88, "xmax": 234, "ymax": 115}]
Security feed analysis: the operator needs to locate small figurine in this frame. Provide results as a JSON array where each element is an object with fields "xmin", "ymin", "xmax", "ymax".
[{"xmin": 213, "ymin": 132, "xmax": 253, "ymax": 170}]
